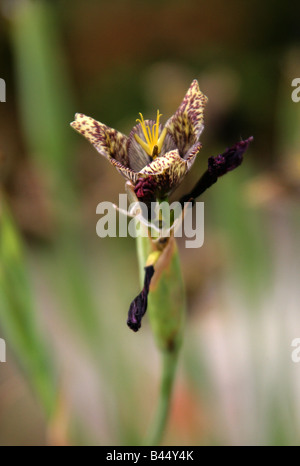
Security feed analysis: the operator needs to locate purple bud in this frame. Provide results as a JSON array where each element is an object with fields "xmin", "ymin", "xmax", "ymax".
[
  {"xmin": 208, "ymin": 137, "xmax": 253, "ymax": 177},
  {"xmin": 127, "ymin": 265, "xmax": 155, "ymax": 332},
  {"xmin": 180, "ymin": 137, "xmax": 253, "ymax": 205}
]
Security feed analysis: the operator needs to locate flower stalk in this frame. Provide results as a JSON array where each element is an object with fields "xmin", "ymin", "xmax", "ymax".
[
  {"xmin": 135, "ymin": 223, "xmax": 185, "ymax": 445},
  {"xmin": 144, "ymin": 348, "xmax": 179, "ymax": 446}
]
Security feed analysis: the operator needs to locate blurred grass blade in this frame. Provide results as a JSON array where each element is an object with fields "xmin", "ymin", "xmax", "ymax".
[
  {"xmin": 10, "ymin": 0, "xmax": 75, "ymax": 188},
  {"xmin": 9, "ymin": 0, "xmax": 103, "ymax": 349},
  {"xmin": 0, "ymin": 198, "xmax": 57, "ymax": 418}
]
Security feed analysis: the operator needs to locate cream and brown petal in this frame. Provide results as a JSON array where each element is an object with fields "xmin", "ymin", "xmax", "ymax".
[
  {"xmin": 165, "ymin": 79, "xmax": 208, "ymax": 157},
  {"xmin": 71, "ymin": 80, "xmax": 207, "ymax": 197},
  {"xmin": 139, "ymin": 149, "xmax": 197, "ymax": 196},
  {"xmin": 108, "ymin": 157, "xmax": 139, "ymax": 183},
  {"xmin": 71, "ymin": 113, "xmax": 129, "ymax": 166},
  {"xmin": 113, "ymin": 147, "xmax": 199, "ymax": 197}
]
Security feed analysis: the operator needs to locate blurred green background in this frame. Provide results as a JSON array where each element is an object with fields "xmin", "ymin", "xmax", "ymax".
[{"xmin": 0, "ymin": 0, "xmax": 300, "ymax": 446}]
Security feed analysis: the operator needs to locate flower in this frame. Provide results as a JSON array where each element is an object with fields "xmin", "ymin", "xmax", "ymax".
[
  {"xmin": 70, "ymin": 79, "xmax": 207, "ymax": 200},
  {"xmin": 71, "ymin": 80, "xmax": 253, "ymax": 333}
]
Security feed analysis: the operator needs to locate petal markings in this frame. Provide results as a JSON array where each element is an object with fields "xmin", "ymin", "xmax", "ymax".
[
  {"xmin": 165, "ymin": 80, "xmax": 208, "ymax": 156},
  {"xmin": 139, "ymin": 150, "xmax": 191, "ymax": 196},
  {"xmin": 71, "ymin": 113, "xmax": 128, "ymax": 166},
  {"xmin": 109, "ymin": 158, "xmax": 139, "ymax": 183}
]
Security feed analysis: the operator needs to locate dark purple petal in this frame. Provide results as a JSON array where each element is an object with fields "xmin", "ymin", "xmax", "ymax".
[
  {"xmin": 180, "ymin": 137, "xmax": 253, "ymax": 205},
  {"xmin": 134, "ymin": 177, "xmax": 158, "ymax": 202},
  {"xmin": 127, "ymin": 265, "xmax": 155, "ymax": 332}
]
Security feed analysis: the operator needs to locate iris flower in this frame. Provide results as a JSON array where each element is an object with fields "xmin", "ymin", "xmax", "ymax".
[
  {"xmin": 71, "ymin": 79, "xmax": 207, "ymax": 200},
  {"xmin": 71, "ymin": 80, "xmax": 252, "ymax": 332}
]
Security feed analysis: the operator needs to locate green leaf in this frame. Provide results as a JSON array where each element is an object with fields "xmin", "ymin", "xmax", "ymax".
[{"xmin": 0, "ymin": 201, "xmax": 57, "ymax": 418}]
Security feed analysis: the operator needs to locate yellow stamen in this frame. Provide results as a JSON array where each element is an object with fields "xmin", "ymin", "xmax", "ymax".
[{"xmin": 134, "ymin": 109, "xmax": 167, "ymax": 159}]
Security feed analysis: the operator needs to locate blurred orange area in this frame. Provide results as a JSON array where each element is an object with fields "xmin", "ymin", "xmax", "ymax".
[{"xmin": 168, "ymin": 382, "xmax": 208, "ymax": 444}]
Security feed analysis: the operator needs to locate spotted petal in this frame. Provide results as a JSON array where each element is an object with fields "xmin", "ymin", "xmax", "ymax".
[
  {"xmin": 185, "ymin": 142, "xmax": 202, "ymax": 169},
  {"xmin": 165, "ymin": 80, "xmax": 208, "ymax": 157},
  {"xmin": 139, "ymin": 149, "xmax": 196, "ymax": 197},
  {"xmin": 109, "ymin": 158, "xmax": 139, "ymax": 183},
  {"xmin": 71, "ymin": 113, "xmax": 129, "ymax": 167}
]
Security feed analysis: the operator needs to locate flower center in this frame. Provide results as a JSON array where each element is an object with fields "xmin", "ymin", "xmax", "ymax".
[{"xmin": 134, "ymin": 110, "xmax": 167, "ymax": 159}]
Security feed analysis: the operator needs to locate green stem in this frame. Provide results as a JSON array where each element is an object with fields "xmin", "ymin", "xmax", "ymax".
[
  {"xmin": 144, "ymin": 349, "xmax": 179, "ymax": 446},
  {"xmin": 135, "ymin": 226, "xmax": 185, "ymax": 445}
]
